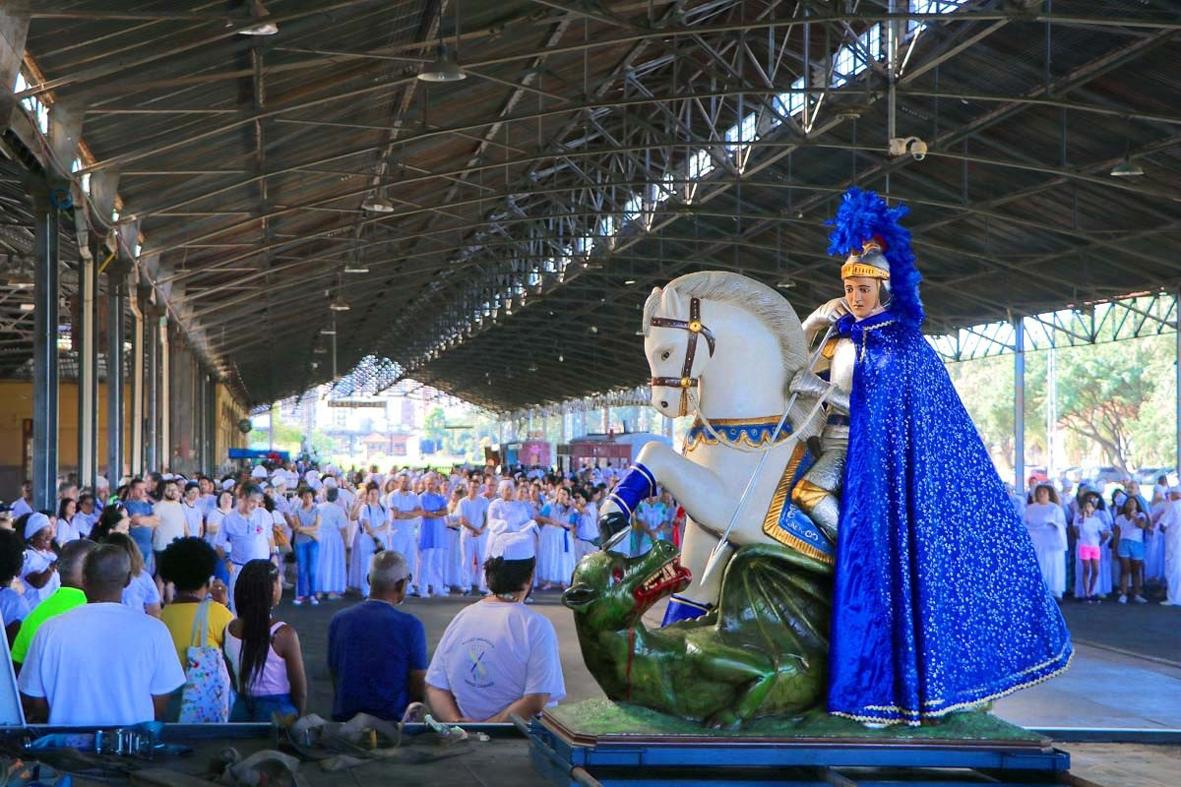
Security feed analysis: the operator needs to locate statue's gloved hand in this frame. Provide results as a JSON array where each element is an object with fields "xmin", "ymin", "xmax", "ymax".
[
  {"xmin": 599, "ymin": 509, "xmax": 631, "ymax": 542},
  {"xmin": 789, "ymin": 368, "xmax": 850, "ymax": 414},
  {"xmin": 801, "ymin": 297, "xmax": 849, "ymax": 338}
]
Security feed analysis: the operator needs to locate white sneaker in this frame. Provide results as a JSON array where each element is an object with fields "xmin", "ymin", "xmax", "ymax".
[
  {"xmin": 1133, "ymin": 595, "xmax": 1148, "ymax": 604},
  {"xmin": 293, "ymin": 597, "xmax": 304, "ymax": 606},
  {"xmin": 1162, "ymin": 601, "xmax": 1178, "ymax": 606},
  {"xmin": 1118, "ymin": 594, "xmax": 1127, "ymax": 604},
  {"xmin": 310, "ymin": 596, "xmax": 320, "ymax": 606}
]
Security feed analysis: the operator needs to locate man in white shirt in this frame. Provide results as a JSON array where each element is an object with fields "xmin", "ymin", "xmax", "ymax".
[
  {"xmin": 457, "ymin": 480, "xmax": 491, "ymax": 594},
  {"xmin": 19, "ymin": 543, "xmax": 185, "ymax": 725},
  {"xmin": 221, "ymin": 485, "xmax": 276, "ymax": 610},
  {"xmin": 152, "ymin": 480, "xmax": 187, "ymax": 556},
  {"xmin": 10, "ymin": 481, "xmax": 33, "ymax": 520},
  {"xmin": 387, "ymin": 474, "xmax": 423, "ymax": 596},
  {"xmin": 426, "ymin": 532, "xmax": 564, "ymax": 722},
  {"xmin": 181, "ymin": 482, "xmax": 205, "ymax": 539}
]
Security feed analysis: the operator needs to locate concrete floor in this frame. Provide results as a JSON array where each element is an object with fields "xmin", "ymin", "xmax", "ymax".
[{"xmin": 281, "ymin": 589, "xmax": 1179, "ymax": 785}]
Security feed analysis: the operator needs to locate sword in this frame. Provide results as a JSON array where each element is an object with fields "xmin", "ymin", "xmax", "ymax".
[{"xmin": 698, "ymin": 320, "xmax": 838, "ymax": 585}]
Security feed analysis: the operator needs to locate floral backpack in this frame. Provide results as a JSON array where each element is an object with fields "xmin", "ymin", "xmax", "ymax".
[{"xmin": 178, "ymin": 599, "xmax": 234, "ymax": 723}]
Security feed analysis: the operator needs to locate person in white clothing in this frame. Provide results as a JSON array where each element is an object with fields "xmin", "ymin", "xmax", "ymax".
[
  {"xmin": 348, "ymin": 483, "xmax": 390, "ymax": 598},
  {"xmin": 221, "ymin": 485, "xmax": 276, "ymax": 612},
  {"xmin": 486, "ymin": 480, "xmax": 538, "ymax": 558},
  {"xmin": 1114, "ymin": 495, "xmax": 1151, "ymax": 604},
  {"xmin": 572, "ymin": 489, "xmax": 599, "ymax": 561},
  {"xmin": 425, "ymin": 531, "xmax": 565, "ymax": 722},
  {"xmin": 181, "ymin": 482, "xmax": 205, "ymax": 539},
  {"xmin": 18, "ymin": 543, "xmax": 185, "ymax": 725},
  {"xmin": 457, "ymin": 481, "xmax": 491, "ymax": 594},
  {"xmin": 152, "ymin": 480, "xmax": 187, "ymax": 558},
  {"xmin": 1023, "ymin": 483, "xmax": 1067, "ymax": 600},
  {"xmin": 386, "ymin": 475, "xmax": 423, "ymax": 596},
  {"xmin": 443, "ymin": 487, "xmax": 466, "ymax": 592},
  {"xmin": 1159, "ymin": 486, "xmax": 1181, "ymax": 607},
  {"xmin": 1072, "ymin": 494, "xmax": 1111, "ymax": 603},
  {"xmin": 317, "ymin": 488, "xmax": 349, "ymax": 599}
]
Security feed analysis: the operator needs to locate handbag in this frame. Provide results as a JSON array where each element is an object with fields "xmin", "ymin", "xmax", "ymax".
[{"xmin": 178, "ymin": 599, "xmax": 234, "ymax": 723}]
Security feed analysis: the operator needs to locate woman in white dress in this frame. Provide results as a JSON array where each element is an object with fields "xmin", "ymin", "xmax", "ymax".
[
  {"xmin": 19, "ymin": 513, "xmax": 60, "ymax": 611},
  {"xmin": 348, "ymin": 483, "xmax": 389, "ymax": 596},
  {"xmin": 1023, "ymin": 483, "xmax": 1067, "ymax": 599},
  {"xmin": 537, "ymin": 487, "xmax": 576, "ymax": 590},
  {"xmin": 444, "ymin": 487, "xmax": 465, "ymax": 592},
  {"xmin": 316, "ymin": 487, "xmax": 349, "ymax": 599}
]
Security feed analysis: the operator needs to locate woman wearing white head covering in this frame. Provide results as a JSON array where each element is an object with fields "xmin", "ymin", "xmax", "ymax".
[{"xmin": 19, "ymin": 513, "xmax": 60, "ymax": 610}]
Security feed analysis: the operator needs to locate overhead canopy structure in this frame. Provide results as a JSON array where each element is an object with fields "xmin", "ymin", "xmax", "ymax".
[{"xmin": 2, "ymin": 0, "xmax": 1179, "ymax": 411}]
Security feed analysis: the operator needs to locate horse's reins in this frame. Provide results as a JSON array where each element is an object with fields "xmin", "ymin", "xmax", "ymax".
[{"xmin": 648, "ymin": 296, "xmax": 716, "ymax": 419}]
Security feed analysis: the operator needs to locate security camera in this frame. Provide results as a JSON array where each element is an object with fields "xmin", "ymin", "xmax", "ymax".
[{"xmin": 888, "ymin": 136, "xmax": 928, "ymax": 161}]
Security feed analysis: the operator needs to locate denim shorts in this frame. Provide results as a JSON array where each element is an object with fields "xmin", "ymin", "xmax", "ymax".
[{"xmin": 1117, "ymin": 539, "xmax": 1145, "ymax": 560}]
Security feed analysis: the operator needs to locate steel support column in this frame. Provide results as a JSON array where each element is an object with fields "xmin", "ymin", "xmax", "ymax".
[
  {"xmin": 77, "ymin": 245, "xmax": 97, "ymax": 490},
  {"xmin": 1014, "ymin": 317, "xmax": 1026, "ymax": 493},
  {"xmin": 130, "ymin": 287, "xmax": 146, "ymax": 476},
  {"xmin": 105, "ymin": 269, "xmax": 125, "ymax": 485},
  {"xmin": 159, "ymin": 318, "xmax": 170, "ymax": 471},
  {"xmin": 1176, "ymin": 287, "xmax": 1180, "ymax": 476},
  {"xmin": 31, "ymin": 184, "xmax": 61, "ymax": 512},
  {"xmin": 144, "ymin": 308, "xmax": 159, "ymax": 473}
]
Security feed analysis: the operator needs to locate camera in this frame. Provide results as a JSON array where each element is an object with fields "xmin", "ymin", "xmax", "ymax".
[{"xmin": 888, "ymin": 136, "xmax": 928, "ymax": 161}]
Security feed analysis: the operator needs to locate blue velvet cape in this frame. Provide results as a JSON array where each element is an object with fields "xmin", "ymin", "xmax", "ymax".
[{"xmin": 827, "ymin": 312, "xmax": 1072, "ymax": 725}]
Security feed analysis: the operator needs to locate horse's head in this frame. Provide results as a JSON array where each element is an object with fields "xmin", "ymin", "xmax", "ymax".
[
  {"xmin": 562, "ymin": 536, "xmax": 691, "ymax": 630},
  {"xmin": 642, "ymin": 284, "xmax": 717, "ymax": 419},
  {"xmin": 642, "ymin": 272, "xmax": 809, "ymax": 419}
]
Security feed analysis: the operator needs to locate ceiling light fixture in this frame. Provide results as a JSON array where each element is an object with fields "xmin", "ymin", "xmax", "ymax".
[
  {"xmin": 1109, "ymin": 156, "xmax": 1144, "ymax": 177},
  {"xmin": 237, "ymin": 0, "xmax": 278, "ymax": 36},
  {"xmin": 319, "ymin": 328, "xmax": 337, "ymax": 336},
  {"xmin": 343, "ymin": 266, "xmax": 370, "ymax": 274},
  {"xmin": 776, "ymin": 279, "xmax": 797, "ymax": 289},
  {"xmin": 329, "ymin": 294, "xmax": 350, "ymax": 312},
  {"xmin": 361, "ymin": 193, "xmax": 395, "ymax": 213},
  {"xmin": 19, "ymin": 303, "xmax": 35, "ymax": 312},
  {"xmin": 623, "ymin": 279, "xmax": 636, "ymax": 285},
  {"xmin": 418, "ymin": 2, "xmax": 466, "ymax": 82},
  {"xmin": 418, "ymin": 44, "xmax": 466, "ymax": 82}
]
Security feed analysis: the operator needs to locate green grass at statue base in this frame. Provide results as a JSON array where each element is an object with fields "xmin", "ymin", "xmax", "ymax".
[{"xmin": 546, "ymin": 699, "xmax": 1045, "ymax": 743}]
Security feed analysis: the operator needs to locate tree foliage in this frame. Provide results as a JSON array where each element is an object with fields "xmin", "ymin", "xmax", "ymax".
[{"xmin": 947, "ymin": 334, "xmax": 1177, "ymax": 474}]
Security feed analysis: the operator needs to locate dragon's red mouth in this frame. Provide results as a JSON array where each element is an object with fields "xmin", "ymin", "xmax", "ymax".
[{"xmin": 632, "ymin": 558, "xmax": 692, "ymax": 609}]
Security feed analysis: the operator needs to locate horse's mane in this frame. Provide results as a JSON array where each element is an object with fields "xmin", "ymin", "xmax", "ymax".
[{"xmin": 642, "ymin": 271, "xmax": 808, "ymax": 387}]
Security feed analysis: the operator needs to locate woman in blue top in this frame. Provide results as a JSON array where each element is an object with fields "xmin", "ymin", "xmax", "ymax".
[
  {"xmin": 292, "ymin": 487, "xmax": 321, "ymax": 606},
  {"xmin": 537, "ymin": 488, "xmax": 575, "ymax": 590},
  {"xmin": 814, "ymin": 189, "xmax": 1072, "ymax": 726}
]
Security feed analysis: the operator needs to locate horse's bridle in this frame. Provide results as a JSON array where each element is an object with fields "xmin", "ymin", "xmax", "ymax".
[{"xmin": 648, "ymin": 296, "xmax": 716, "ymax": 417}]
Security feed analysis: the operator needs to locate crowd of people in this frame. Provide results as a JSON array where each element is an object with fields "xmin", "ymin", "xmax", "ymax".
[
  {"xmin": 3, "ymin": 457, "xmax": 1175, "ymax": 729},
  {"xmin": 1020, "ymin": 475, "xmax": 1181, "ymax": 606},
  {"xmin": 0, "ymin": 460, "xmax": 685, "ymax": 727}
]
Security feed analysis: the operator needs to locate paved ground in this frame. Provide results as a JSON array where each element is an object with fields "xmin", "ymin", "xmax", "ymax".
[{"xmin": 277, "ymin": 588, "xmax": 1180, "ymax": 785}]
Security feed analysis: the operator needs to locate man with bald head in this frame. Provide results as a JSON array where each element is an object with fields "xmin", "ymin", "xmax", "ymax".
[{"xmin": 19, "ymin": 544, "xmax": 185, "ymax": 725}]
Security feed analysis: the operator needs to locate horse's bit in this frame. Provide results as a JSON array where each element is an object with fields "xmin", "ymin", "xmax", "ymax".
[{"xmin": 648, "ymin": 296, "xmax": 716, "ymax": 418}]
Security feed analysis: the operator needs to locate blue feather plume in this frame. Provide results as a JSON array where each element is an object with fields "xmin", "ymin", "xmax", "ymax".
[{"xmin": 826, "ymin": 187, "xmax": 924, "ymax": 328}]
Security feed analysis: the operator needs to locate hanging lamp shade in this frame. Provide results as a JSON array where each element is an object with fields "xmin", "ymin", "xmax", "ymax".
[
  {"xmin": 1109, "ymin": 156, "xmax": 1144, "ymax": 177},
  {"xmin": 418, "ymin": 44, "xmax": 466, "ymax": 82},
  {"xmin": 238, "ymin": 0, "xmax": 278, "ymax": 36}
]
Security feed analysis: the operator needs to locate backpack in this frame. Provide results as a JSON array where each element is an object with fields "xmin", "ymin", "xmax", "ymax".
[{"xmin": 178, "ymin": 599, "xmax": 234, "ymax": 723}]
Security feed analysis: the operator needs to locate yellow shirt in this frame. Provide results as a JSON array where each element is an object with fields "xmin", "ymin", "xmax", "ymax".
[{"xmin": 160, "ymin": 600, "xmax": 235, "ymax": 667}]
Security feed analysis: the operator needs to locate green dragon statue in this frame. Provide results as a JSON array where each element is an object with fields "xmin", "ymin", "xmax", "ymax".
[{"xmin": 562, "ymin": 536, "xmax": 832, "ymax": 728}]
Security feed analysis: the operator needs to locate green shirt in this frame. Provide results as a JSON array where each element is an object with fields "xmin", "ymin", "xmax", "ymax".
[{"xmin": 11, "ymin": 587, "xmax": 87, "ymax": 664}]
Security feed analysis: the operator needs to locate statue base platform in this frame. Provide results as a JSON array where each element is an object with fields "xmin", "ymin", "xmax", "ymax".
[{"xmin": 527, "ymin": 700, "xmax": 1070, "ymax": 786}]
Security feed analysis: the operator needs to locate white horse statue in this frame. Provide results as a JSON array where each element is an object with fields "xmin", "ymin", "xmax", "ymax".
[{"xmin": 598, "ymin": 271, "xmax": 849, "ymax": 624}]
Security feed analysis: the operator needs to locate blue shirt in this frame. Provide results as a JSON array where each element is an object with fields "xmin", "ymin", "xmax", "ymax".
[
  {"xmin": 418, "ymin": 492, "xmax": 448, "ymax": 550},
  {"xmin": 328, "ymin": 600, "xmax": 427, "ymax": 722}
]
